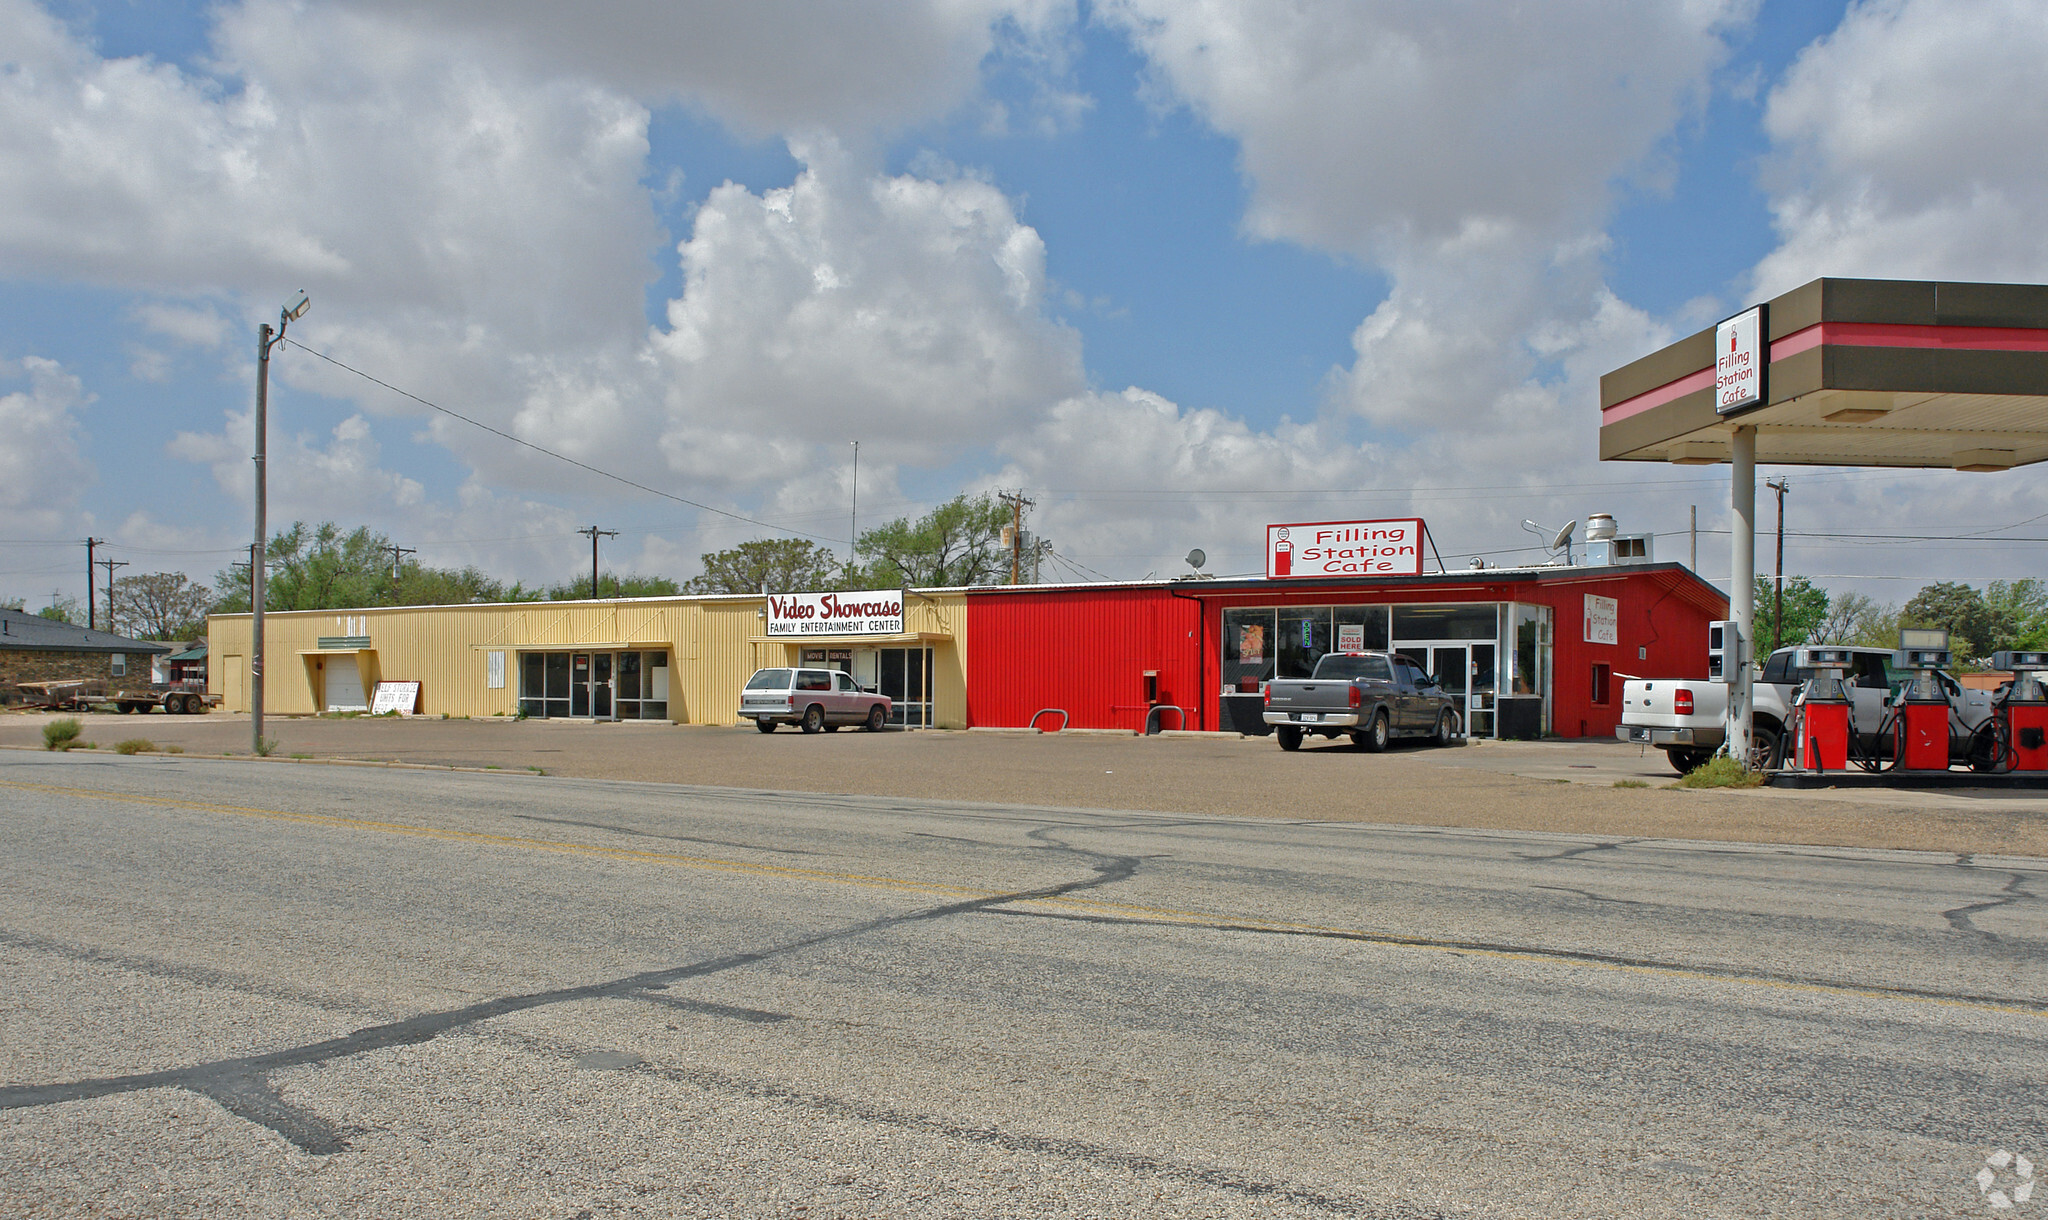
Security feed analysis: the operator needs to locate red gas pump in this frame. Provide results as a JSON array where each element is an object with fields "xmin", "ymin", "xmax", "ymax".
[
  {"xmin": 1790, "ymin": 647, "xmax": 1854, "ymax": 772},
  {"xmin": 1893, "ymin": 631, "xmax": 1954, "ymax": 772},
  {"xmin": 1992, "ymin": 650, "xmax": 2048, "ymax": 772}
]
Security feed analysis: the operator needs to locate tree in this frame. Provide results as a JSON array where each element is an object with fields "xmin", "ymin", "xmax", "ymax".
[
  {"xmin": 211, "ymin": 521, "xmax": 393, "ymax": 613},
  {"xmin": 37, "ymin": 595, "xmax": 82, "ymax": 625},
  {"xmin": 1902, "ymin": 580, "xmax": 1996, "ymax": 660},
  {"xmin": 112, "ymin": 572, "xmax": 213, "ymax": 639},
  {"xmin": 856, "ymin": 493, "xmax": 1011, "ymax": 588},
  {"xmin": 685, "ymin": 538, "xmax": 848, "ymax": 595},
  {"xmin": 1984, "ymin": 578, "xmax": 2048, "ymax": 652},
  {"xmin": 1751, "ymin": 575, "xmax": 1829, "ymax": 650},
  {"xmin": 1812, "ymin": 590, "xmax": 1877, "ymax": 645},
  {"xmin": 543, "ymin": 572, "xmax": 682, "ymax": 601}
]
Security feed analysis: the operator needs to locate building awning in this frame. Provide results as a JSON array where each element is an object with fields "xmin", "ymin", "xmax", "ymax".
[
  {"xmin": 165, "ymin": 646, "xmax": 208, "ymax": 662},
  {"xmin": 749, "ymin": 631, "xmax": 953, "ymax": 645},
  {"xmin": 1600, "ymin": 278, "xmax": 2048, "ymax": 469},
  {"xmin": 468, "ymin": 641, "xmax": 674, "ymax": 652}
]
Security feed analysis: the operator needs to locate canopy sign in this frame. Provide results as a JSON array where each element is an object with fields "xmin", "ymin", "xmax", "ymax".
[
  {"xmin": 1714, "ymin": 305, "xmax": 1766, "ymax": 416},
  {"xmin": 766, "ymin": 589, "xmax": 905, "ymax": 637},
  {"xmin": 1266, "ymin": 518, "xmax": 1424, "ymax": 579}
]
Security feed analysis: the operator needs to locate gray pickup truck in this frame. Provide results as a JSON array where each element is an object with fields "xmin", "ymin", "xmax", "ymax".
[{"xmin": 1262, "ymin": 651, "xmax": 1462, "ymax": 752}]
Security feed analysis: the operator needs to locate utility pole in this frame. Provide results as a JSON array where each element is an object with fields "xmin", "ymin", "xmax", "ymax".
[
  {"xmin": 84, "ymin": 538, "xmax": 105, "ymax": 629},
  {"xmin": 848, "ymin": 440, "xmax": 860, "ymax": 579},
  {"xmin": 1687, "ymin": 506, "xmax": 1696, "ymax": 572},
  {"xmin": 577, "ymin": 526, "xmax": 618, "ymax": 599},
  {"xmin": 379, "ymin": 544, "xmax": 416, "ymax": 586},
  {"xmin": 1766, "ymin": 478, "xmax": 1790, "ymax": 650},
  {"xmin": 253, "ymin": 291, "xmax": 310, "ymax": 755},
  {"xmin": 998, "ymin": 491, "xmax": 1035, "ymax": 586},
  {"xmin": 97, "ymin": 559, "xmax": 128, "ymax": 635}
]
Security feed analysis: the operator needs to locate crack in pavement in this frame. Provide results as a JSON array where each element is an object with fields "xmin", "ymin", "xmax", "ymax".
[
  {"xmin": 501, "ymin": 1030, "xmax": 1452, "ymax": 1220},
  {"xmin": 1512, "ymin": 838, "xmax": 1641, "ymax": 863},
  {"xmin": 978, "ymin": 908, "xmax": 2048, "ymax": 1014},
  {"xmin": 1943, "ymin": 870, "xmax": 2037, "ymax": 940},
  {"xmin": 510, "ymin": 812, "xmax": 828, "ymax": 856},
  {"xmin": 0, "ymin": 833, "xmax": 1139, "ymax": 1155},
  {"xmin": 1530, "ymin": 884, "xmax": 1651, "ymax": 907}
]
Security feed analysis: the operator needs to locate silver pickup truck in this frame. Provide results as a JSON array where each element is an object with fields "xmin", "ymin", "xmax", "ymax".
[{"xmin": 1262, "ymin": 651, "xmax": 1462, "ymax": 752}]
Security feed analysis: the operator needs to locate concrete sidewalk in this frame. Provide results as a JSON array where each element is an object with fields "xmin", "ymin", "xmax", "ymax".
[{"xmin": 5, "ymin": 708, "xmax": 2044, "ymax": 856}]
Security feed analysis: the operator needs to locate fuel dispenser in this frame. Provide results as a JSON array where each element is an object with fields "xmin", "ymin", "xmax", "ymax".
[
  {"xmin": 1789, "ymin": 647, "xmax": 1855, "ymax": 772},
  {"xmin": 1892, "ymin": 629, "xmax": 1954, "ymax": 772},
  {"xmin": 1991, "ymin": 650, "xmax": 2048, "ymax": 772}
]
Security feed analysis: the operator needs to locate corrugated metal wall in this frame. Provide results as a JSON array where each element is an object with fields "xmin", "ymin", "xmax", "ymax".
[
  {"xmin": 207, "ymin": 591, "xmax": 975, "ymax": 727},
  {"xmin": 966, "ymin": 587, "xmax": 1205, "ymax": 731}
]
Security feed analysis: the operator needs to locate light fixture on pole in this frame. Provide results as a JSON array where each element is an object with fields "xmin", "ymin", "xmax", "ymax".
[{"xmin": 252, "ymin": 291, "xmax": 309, "ymax": 754}]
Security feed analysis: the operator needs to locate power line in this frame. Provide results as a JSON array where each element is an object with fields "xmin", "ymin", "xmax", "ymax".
[{"xmin": 277, "ymin": 338, "xmax": 845, "ymax": 546}]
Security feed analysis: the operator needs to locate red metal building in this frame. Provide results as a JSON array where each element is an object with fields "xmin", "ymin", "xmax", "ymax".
[{"xmin": 966, "ymin": 562, "xmax": 1726, "ymax": 739}]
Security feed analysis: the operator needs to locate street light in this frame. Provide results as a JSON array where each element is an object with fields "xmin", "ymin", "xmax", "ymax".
[{"xmin": 252, "ymin": 291, "xmax": 308, "ymax": 754}]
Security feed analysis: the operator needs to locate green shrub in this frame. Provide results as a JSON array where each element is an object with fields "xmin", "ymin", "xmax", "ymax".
[
  {"xmin": 1612, "ymin": 779, "xmax": 1649, "ymax": 789},
  {"xmin": 42, "ymin": 718, "xmax": 82, "ymax": 751},
  {"xmin": 1675, "ymin": 755, "xmax": 1765, "ymax": 789},
  {"xmin": 113, "ymin": 739, "xmax": 156, "ymax": 755},
  {"xmin": 164, "ymin": 744, "xmax": 185, "ymax": 754},
  {"xmin": 253, "ymin": 737, "xmax": 279, "ymax": 757}
]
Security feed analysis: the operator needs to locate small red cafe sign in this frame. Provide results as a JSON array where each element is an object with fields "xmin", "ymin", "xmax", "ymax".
[{"xmin": 1266, "ymin": 518, "xmax": 1424, "ymax": 579}]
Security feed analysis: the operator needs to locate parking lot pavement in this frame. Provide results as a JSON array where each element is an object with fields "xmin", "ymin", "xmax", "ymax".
[{"xmin": 3, "ymin": 709, "xmax": 2045, "ymax": 856}]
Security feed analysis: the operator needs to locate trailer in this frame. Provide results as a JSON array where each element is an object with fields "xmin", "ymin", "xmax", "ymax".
[
  {"xmin": 110, "ymin": 682, "xmax": 220, "ymax": 715},
  {"xmin": 15, "ymin": 679, "xmax": 106, "ymax": 712}
]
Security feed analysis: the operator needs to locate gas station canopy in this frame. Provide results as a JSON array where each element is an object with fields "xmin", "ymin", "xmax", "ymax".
[{"xmin": 1600, "ymin": 277, "xmax": 2048, "ymax": 470}]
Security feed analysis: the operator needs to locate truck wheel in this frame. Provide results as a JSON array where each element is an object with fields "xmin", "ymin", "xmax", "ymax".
[
  {"xmin": 1748, "ymin": 725, "xmax": 1783, "ymax": 770},
  {"xmin": 1276, "ymin": 725, "xmax": 1302, "ymax": 752},
  {"xmin": 865, "ymin": 704, "xmax": 886, "ymax": 732},
  {"xmin": 1666, "ymin": 747, "xmax": 1711, "ymax": 774},
  {"xmin": 1432, "ymin": 712, "xmax": 1458, "ymax": 747},
  {"xmin": 800, "ymin": 704, "xmax": 825, "ymax": 734},
  {"xmin": 187, "ymin": 695, "xmax": 207, "ymax": 715},
  {"xmin": 1359, "ymin": 711, "xmax": 1390, "ymax": 753},
  {"xmin": 755, "ymin": 719, "xmax": 777, "ymax": 733},
  {"xmin": 164, "ymin": 695, "xmax": 183, "ymax": 715}
]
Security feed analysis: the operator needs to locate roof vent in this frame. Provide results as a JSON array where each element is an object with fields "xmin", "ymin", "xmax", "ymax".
[{"xmin": 1585, "ymin": 513, "xmax": 1617, "ymax": 542}]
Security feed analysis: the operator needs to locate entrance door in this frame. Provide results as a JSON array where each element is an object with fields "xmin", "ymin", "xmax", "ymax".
[
  {"xmin": 571, "ymin": 653, "xmax": 591, "ymax": 717},
  {"xmin": 592, "ymin": 653, "xmax": 613, "ymax": 719},
  {"xmin": 1467, "ymin": 643, "xmax": 1496, "ymax": 737},
  {"xmin": 1425, "ymin": 646, "xmax": 1466, "ymax": 734}
]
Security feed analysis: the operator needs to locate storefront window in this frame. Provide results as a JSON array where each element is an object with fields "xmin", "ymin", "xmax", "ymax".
[
  {"xmin": 1392, "ymin": 604, "xmax": 1498, "ymax": 642},
  {"xmin": 1277, "ymin": 607, "xmax": 1331, "ymax": 679},
  {"xmin": 1222, "ymin": 608, "xmax": 1276, "ymax": 692},
  {"xmin": 1333, "ymin": 606, "xmax": 1389, "ymax": 653}
]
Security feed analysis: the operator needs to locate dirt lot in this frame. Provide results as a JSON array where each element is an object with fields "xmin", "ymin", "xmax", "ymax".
[{"xmin": 6, "ymin": 708, "xmax": 2046, "ymax": 857}]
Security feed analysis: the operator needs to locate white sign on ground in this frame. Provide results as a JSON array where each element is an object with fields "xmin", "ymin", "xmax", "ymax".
[
  {"xmin": 766, "ymin": 589, "xmax": 905, "ymax": 637},
  {"xmin": 1715, "ymin": 305, "xmax": 1766, "ymax": 415},
  {"xmin": 371, "ymin": 680, "xmax": 421, "ymax": 716},
  {"xmin": 1266, "ymin": 518, "xmax": 1424, "ymax": 579}
]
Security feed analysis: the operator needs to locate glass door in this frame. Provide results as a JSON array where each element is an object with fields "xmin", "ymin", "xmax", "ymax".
[
  {"xmin": 592, "ymin": 652, "xmax": 613, "ymax": 719},
  {"xmin": 1425, "ymin": 645, "xmax": 1468, "ymax": 736},
  {"xmin": 570, "ymin": 653, "xmax": 591, "ymax": 717},
  {"xmin": 1468, "ymin": 642, "xmax": 1496, "ymax": 737}
]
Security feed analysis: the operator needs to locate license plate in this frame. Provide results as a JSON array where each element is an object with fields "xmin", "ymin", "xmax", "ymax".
[{"xmin": 1299, "ymin": 713, "xmax": 1322, "ymax": 723}]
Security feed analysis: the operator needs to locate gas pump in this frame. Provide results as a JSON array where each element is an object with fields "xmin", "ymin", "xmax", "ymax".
[
  {"xmin": 1789, "ymin": 647, "xmax": 1855, "ymax": 772},
  {"xmin": 1892, "ymin": 629, "xmax": 1954, "ymax": 772},
  {"xmin": 1991, "ymin": 650, "xmax": 2048, "ymax": 772}
]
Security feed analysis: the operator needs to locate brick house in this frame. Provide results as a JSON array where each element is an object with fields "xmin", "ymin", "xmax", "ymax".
[{"xmin": 0, "ymin": 607, "xmax": 171, "ymax": 704}]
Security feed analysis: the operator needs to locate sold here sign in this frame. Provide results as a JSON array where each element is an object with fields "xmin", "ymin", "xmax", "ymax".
[{"xmin": 1266, "ymin": 518, "xmax": 1424, "ymax": 579}]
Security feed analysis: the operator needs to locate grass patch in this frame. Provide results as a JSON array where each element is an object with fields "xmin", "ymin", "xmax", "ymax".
[
  {"xmin": 1674, "ymin": 755, "xmax": 1765, "ymax": 789},
  {"xmin": 289, "ymin": 752, "xmax": 312, "ymax": 760},
  {"xmin": 164, "ymin": 744, "xmax": 184, "ymax": 754},
  {"xmin": 42, "ymin": 718, "xmax": 82, "ymax": 751},
  {"xmin": 527, "ymin": 765, "xmax": 545, "ymax": 775},
  {"xmin": 1612, "ymin": 779, "xmax": 1649, "ymax": 789},
  {"xmin": 113, "ymin": 738, "xmax": 157, "ymax": 755},
  {"xmin": 253, "ymin": 737, "xmax": 279, "ymax": 757}
]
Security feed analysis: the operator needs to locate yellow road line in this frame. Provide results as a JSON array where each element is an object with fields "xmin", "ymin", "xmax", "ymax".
[{"xmin": 7, "ymin": 776, "xmax": 2039, "ymax": 1019}]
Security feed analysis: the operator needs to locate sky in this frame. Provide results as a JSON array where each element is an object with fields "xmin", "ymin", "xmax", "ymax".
[{"xmin": 4, "ymin": 0, "xmax": 2048, "ymax": 612}]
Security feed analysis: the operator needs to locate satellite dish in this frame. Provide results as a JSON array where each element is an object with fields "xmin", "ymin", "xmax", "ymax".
[
  {"xmin": 1550, "ymin": 520, "xmax": 1577, "ymax": 553},
  {"xmin": 1185, "ymin": 548, "xmax": 1206, "ymax": 570}
]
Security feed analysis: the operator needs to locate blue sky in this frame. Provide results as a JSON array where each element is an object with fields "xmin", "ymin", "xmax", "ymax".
[{"xmin": 3, "ymin": 0, "xmax": 2045, "ymax": 606}]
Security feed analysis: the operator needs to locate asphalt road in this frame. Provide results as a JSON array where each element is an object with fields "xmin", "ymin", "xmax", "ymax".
[{"xmin": 2, "ymin": 750, "xmax": 2044, "ymax": 1218}]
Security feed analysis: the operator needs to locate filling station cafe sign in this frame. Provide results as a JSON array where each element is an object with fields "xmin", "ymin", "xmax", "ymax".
[
  {"xmin": 766, "ymin": 589, "xmax": 905, "ymax": 637},
  {"xmin": 1266, "ymin": 517, "xmax": 1425, "ymax": 579}
]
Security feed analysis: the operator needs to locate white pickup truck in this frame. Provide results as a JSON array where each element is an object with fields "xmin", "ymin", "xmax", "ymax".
[{"xmin": 1618, "ymin": 645, "xmax": 1994, "ymax": 772}]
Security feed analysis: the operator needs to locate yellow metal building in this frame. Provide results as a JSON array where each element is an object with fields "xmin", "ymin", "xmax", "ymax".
[{"xmin": 207, "ymin": 591, "xmax": 969, "ymax": 728}]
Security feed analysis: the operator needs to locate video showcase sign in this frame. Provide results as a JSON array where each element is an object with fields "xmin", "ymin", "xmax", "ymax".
[
  {"xmin": 1266, "ymin": 518, "xmax": 1425, "ymax": 579},
  {"xmin": 765, "ymin": 589, "xmax": 905, "ymax": 637}
]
